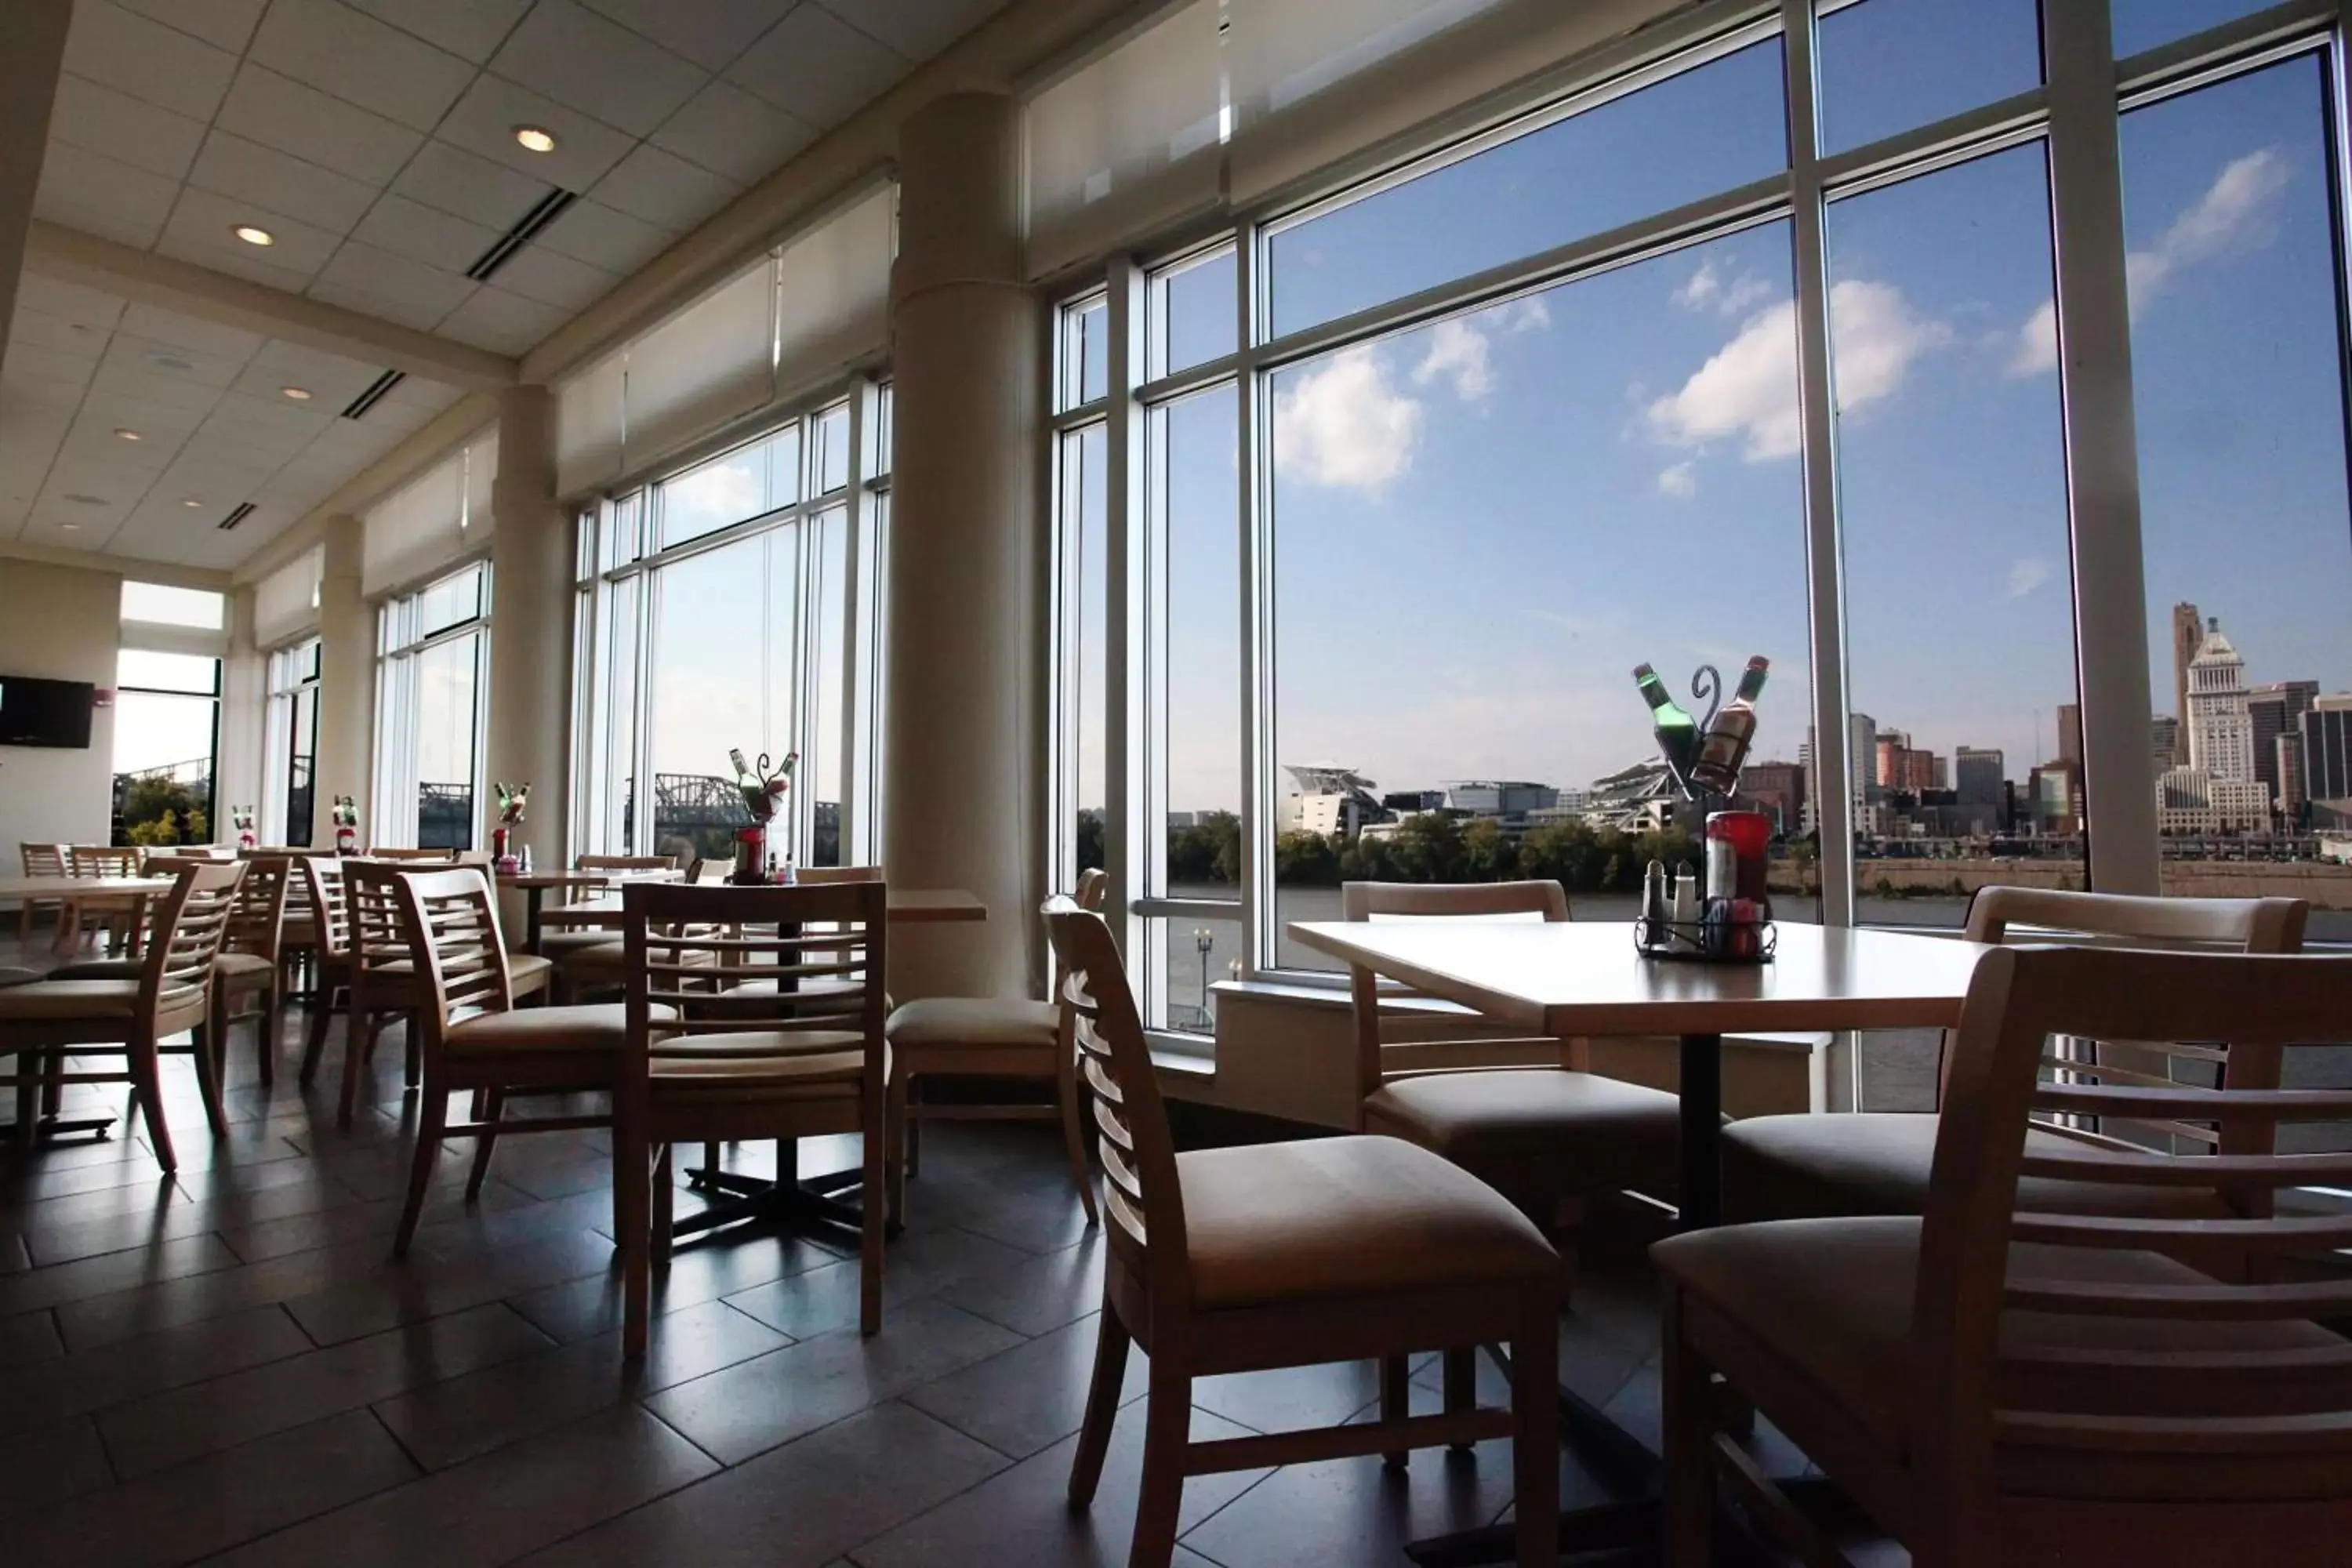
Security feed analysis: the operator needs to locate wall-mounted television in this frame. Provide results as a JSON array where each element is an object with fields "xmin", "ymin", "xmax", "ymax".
[{"xmin": 0, "ymin": 675, "xmax": 96, "ymax": 749}]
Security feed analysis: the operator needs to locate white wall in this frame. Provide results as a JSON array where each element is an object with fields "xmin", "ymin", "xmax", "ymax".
[{"xmin": 0, "ymin": 557, "xmax": 123, "ymax": 866}]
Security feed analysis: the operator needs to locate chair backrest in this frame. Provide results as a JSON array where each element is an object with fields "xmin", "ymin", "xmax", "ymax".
[
  {"xmin": 619, "ymin": 879, "xmax": 889, "ymax": 1107},
  {"xmin": 1341, "ymin": 880, "xmax": 1574, "ymax": 1117},
  {"xmin": 302, "ymin": 857, "xmax": 350, "ymax": 963},
  {"xmin": 138, "ymin": 861, "xmax": 247, "ymax": 1036},
  {"xmin": 1912, "ymin": 945, "xmax": 2352, "ymax": 1537},
  {"xmin": 21, "ymin": 843, "xmax": 64, "ymax": 878},
  {"xmin": 1045, "ymin": 898, "xmax": 1185, "ymax": 1295},
  {"xmin": 387, "ymin": 867, "xmax": 516, "ymax": 1041},
  {"xmin": 70, "ymin": 844, "xmax": 140, "ymax": 877},
  {"xmin": 686, "ymin": 857, "xmax": 724, "ymax": 885},
  {"xmin": 222, "ymin": 854, "xmax": 292, "ymax": 961},
  {"xmin": 367, "ymin": 846, "xmax": 457, "ymax": 862},
  {"xmin": 347, "ymin": 860, "xmax": 435, "ymax": 1009}
]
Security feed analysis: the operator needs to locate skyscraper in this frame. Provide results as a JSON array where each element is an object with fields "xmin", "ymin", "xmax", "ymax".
[
  {"xmin": 2056, "ymin": 702, "xmax": 2082, "ymax": 766},
  {"xmin": 1955, "ymin": 747, "xmax": 2005, "ymax": 808},
  {"xmin": 2187, "ymin": 617, "xmax": 2256, "ymax": 785},
  {"xmin": 2151, "ymin": 714, "xmax": 2180, "ymax": 775},
  {"xmin": 2248, "ymin": 680, "xmax": 2319, "ymax": 803},
  {"xmin": 2170, "ymin": 601, "xmax": 2204, "ymax": 764}
]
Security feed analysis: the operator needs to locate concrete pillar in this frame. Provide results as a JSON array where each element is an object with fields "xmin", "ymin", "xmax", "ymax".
[
  {"xmin": 885, "ymin": 93, "xmax": 1042, "ymax": 1000},
  {"xmin": 313, "ymin": 515, "xmax": 372, "ymax": 839},
  {"xmin": 0, "ymin": 3, "xmax": 68, "ymax": 365},
  {"xmin": 485, "ymin": 384, "xmax": 570, "ymax": 869},
  {"xmin": 215, "ymin": 586, "xmax": 265, "ymax": 844}
]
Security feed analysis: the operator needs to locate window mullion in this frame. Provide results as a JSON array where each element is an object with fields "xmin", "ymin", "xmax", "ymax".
[
  {"xmin": 1236, "ymin": 218, "xmax": 1272, "ymax": 982},
  {"xmin": 1107, "ymin": 256, "xmax": 1145, "ymax": 967}
]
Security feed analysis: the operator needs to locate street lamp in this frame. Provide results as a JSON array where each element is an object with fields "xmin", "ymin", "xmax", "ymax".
[{"xmin": 1193, "ymin": 927, "xmax": 1215, "ymax": 1027}]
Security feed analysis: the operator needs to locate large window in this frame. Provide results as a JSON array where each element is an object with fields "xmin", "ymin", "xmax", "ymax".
[
  {"xmin": 1049, "ymin": 2, "xmax": 2352, "ymax": 1070},
  {"xmin": 374, "ymin": 563, "xmax": 490, "ymax": 850},
  {"xmin": 113, "ymin": 650, "xmax": 220, "ymax": 848},
  {"xmin": 572, "ymin": 387, "xmax": 887, "ymax": 872},
  {"xmin": 263, "ymin": 639, "xmax": 320, "ymax": 848}
]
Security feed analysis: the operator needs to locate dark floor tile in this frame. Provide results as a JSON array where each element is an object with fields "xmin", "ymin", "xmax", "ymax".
[
  {"xmin": 903, "ymin": 1178, "xmax": 1096, "ymax": 1255},
  {"xmin": 280, "ymin": 1227, "xmax": 615, "ymax": 1345},
  {"xmin": 721, "ymin": 1225, "xmax": 1031, "ymax": 1339},
  {"xmin": 0, "ymin": 1305, "xmax": 64, "ymax": 1368},
  {"xmin": 0, "ymin": 1232, "xmax": 25, "ymax": 1272},
  {"xmin": 1190, "ymin": 1357, "xmax": 1392, "ymax": 1436},
  {"xmin": 0, "ymin": 1152, "xmax": 184, "ymax": 1212},
  {"xmin": 644, "ymin": 1296, "xmax": 1024, "ymax": 1465},
  {"xmin": 16, "ymin": 1200, "xmax": 223, "ymax": 1267},
  {"xmin": 902, "ymin": 1312, "xmax": 1145, "ymax": 1460},
  {"xmin": 520, "ymin": 1401, "xmax": 1007, "ymax": 1568},
  {"xmin": 53, "ymin": 1234, "xmax": 393, "ymax": 1349},
  {"xmin": 173, "ymin": 1154, "xmax": 353, "ymax": 1205},
  {"xmin": 937, "ymin": 1232, "xmax": 1108, "ymax": 1337},
  {"xmin": 215, "ymin": 1178, "xmax": 540, "ymax": 1264},
  {"xmin": 208, "ymin": 1403, "xmax": 717, "ymax": 1568},
  {"xmin": 98, "ymin": 1301, "xmax": 552, "ymax": 1478},
  {"xmin": 506, "ymin": 1233, "xmax": 844, "ymax": 1343},
  {"xmin": 0, "ymin": 1301, "xmax": 310, "ymax": 1434},
  {"xmin": 849, "ymin": 1400, "xmax": 1269, "ymax": 1568},
  {"xmin": 374, "ymin": 1298, "xmax": 791, "ymax": 1471},
  {"xmin": 477, "ymin": 1149, "xmax": 616, "ymax": 1203},
  {"xmin": 0, "ymin": 1414, "xmax": 114, "ymax": 1521},
  {"xmin": 0, "ymin": 1406, "xmax": 417, "ymax": 1568}
]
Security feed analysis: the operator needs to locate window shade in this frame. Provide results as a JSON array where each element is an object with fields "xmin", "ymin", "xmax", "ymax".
[
  {"xmin": 464, "ymin": 429, "xmax": 498, "ymax": 541},
  {"xmin": 1024, "ymin": 0, "xmax": 1225, "ymax": 281},
  {"xmin": 362, "ymin": 442, "xmax": 474, "ymax": 598},
  {"xmin": 556, "ymin": 350, "xmax": 626, "ymax": 497},
  {"xmin": 621, "ymin": 258, "xmax": 778, "ymax": 475},
  {"xmin": 253, "ymin": 546, "xmax": 322, "ymax": 648},
  {"xmin": 774, "ymin": 187, "xmax": 893, "ymax": 398}
]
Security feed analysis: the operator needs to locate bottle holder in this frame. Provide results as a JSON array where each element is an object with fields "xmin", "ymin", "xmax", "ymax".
[{"xmin": 1634, "ymin": 912, "xmax": 1777, "ymax": 964}]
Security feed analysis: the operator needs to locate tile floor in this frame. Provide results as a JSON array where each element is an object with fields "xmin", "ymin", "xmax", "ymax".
[{"xmin": 0, "ymin": 936, "xmax": 1820, "ymax": 1566}]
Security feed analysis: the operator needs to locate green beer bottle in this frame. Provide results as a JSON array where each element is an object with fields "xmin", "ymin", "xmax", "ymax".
[{"xmin": 1633, "ymin": 663, "xmax": 1702, "ymax": 786}]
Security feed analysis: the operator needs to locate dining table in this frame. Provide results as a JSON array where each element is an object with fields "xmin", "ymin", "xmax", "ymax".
[
  {"xmin": 0, "ymin": 873, "xmax": 180, "ymax": 959},
  {"xmin": 494, "ymin": 867, "xmax": 681, "ymax": 956},
  {"xmin": 1286, "ymin": 916, "xmax": 1991, "ymax": 1566}
]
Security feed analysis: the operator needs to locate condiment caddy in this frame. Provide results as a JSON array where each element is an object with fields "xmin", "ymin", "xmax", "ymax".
[{"xmin": 1630, "ymin": 658, "xmax": 1778, "ymax": 964}]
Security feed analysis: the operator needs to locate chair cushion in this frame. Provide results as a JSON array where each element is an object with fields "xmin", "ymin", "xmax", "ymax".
[
  {"xmin": 444, "ymin": 1002, "xmax": 630, "ymax": 1057},
  {"xmin": 1178, "ymin": 1135, "xmax": 1557, "ymax": 1310},
  {"xmin": 45, "ymin": 958, "xmax": 142, "ymax": 981},
  {"xmin": 1653, "ymin": 1216, "xmax": 2346, "ymax": 1453},
  {"xmin": 0, "ymin": 967, "xmax": 42, "ymax": 989},
  {"xmin": 886, "ymin": 996, "xmax": 1058, "ymax": 1049},
  {"xmin": 0, "ymin": 980, "xmax": 142, "ymax": 1021},
  {"xmin": 509, "ymin": 953, "xmax": 554, "ymax": 996},
  {"xmin": 533, "ymin": 930, "xmax": 618, "ymax": 960},
  {"xmin": 1363, "ymin": 1068, "xmax": 1683, "ymax": 1210},
  {"xmin": 1722, "ymin": 1113, "xmax": 2238, "ymax": 1225},
  {"xmin": 216, "ymin": 951, "xmax": 277, "ymax": 982}
]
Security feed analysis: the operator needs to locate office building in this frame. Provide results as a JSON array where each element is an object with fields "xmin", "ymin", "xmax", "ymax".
[
  {"xmin": 2186, "ymin": 618, "xmax": 2257, "ymax": 785},
  {"xmin": 2171, "ymin": 601, "xmax": 2205, "ymax": 763},
  {"xmin": 2249, "ymin": 680, "xmax": 2320, "ymax": 803}
]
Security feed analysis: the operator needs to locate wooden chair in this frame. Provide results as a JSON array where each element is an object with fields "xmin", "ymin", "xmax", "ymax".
[
  {"xmin": 616, "ymin": 878, "xmax": 895, "ymax": 1352},
  {"xmin": 1722, "ymin": 888, "xmax": 2309, "ymax": 1228},
  {"xmin": 1051, "ymin": 897, "xmax": 1562, "ymax": 1568},
  {"xmin": 17, "ymin": 843, "xmax": 65, "ymax": 938},
  {"xmin": 884, "ymin": 867, "xmax": 1104, "ymax": 1225},
  {"xmin": 68, "ymin": 844, "xmax": 146, "ymax": 954},
  {"xmin": 0, "ymin": 862, "xmax": 244, "ymax": 1171},
  {"xmin": 386, "ymin": 866, "xmax": 633, "ymax": 1256},
  {"xmin": 1658, "ymin": 943, "xmax": 2352, "ymax": 1568},
  {"xmin": 208, "ymin": 853, "xmax": 292, "ymax": 1087}
]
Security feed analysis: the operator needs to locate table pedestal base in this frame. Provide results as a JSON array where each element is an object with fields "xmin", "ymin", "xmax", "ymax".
[
  {"xmin": 677, "ymin": 1156, "xmax": 867, "ymax": 1246},
  {"xmin": 2, "ymin": 1112, "xmax": 116, "ymax": 1145}
]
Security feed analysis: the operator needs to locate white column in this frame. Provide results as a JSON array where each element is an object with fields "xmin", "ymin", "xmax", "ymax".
[
  {"xmin": 0, "ymin": 2, "xmax": 68, "ymax": 367},
  {"xmin": 884, "ymin": 92, "xmax": 1042, "ymax": 1000},
  {"xmin": 486, "ymin": 383, "xmax": 571, "ymax": 869},
  {"xmin": 215, "ymin": 586, "xmax": 265, "ymax": 844},
  {"xmin": 312, "ymin": 514, "xmax": 372, "ymax": 840}
]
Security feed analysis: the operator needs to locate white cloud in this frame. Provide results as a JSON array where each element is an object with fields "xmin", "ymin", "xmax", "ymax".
[
  {"xmin": 1645, "ymin": 280, "xmax": 1950, "ymax": 461},
  {"xmin": 2007, "ymin": 146, "xmax": 2288, "ymax": 377},
  {"xmin": 1272, "ymin": 347, "xmax": 1422, "ymax": 494},
  {"xmin": 1497, "ymin": 296, "xmax": 1551, "ymax": 332},
  {"xmin": 1657, "ymin": 461, "xmax": 1697, "ymax": 499},
  {"xmin": 2005, "ymin": 556, "xmax": 2052, "ymax": 600},
  {"xmin": 1674, "ymin": 259, "xmax": 1775, "ymax": 317},
  {"xmin": 1413, "ymin": 318, "xmax": 1493, "ymax": 401}
]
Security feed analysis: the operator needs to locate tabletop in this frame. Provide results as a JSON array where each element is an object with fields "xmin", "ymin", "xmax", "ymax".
[
  {"xmin": 493, "ymin": 869, "xmax": 670, "ymax": 889},
  {"xmin": 0, "ymin": 875, "xmax": 180, "ymax": 900},
  {"xmin": 1287, "ymin": 919, "xmax": 1991, "ymax": 1038},
  {"xmin": 540, "ymin": 886, "xmax": 988, "ymax": 927}
]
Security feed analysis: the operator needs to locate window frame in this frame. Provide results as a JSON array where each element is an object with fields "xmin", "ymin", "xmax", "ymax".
[{"xmin": 372, "ymin": 561, "xmax": 492, "ymax": 851}]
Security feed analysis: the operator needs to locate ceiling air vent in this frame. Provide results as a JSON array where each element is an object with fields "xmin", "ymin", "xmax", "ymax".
[
  {"xmin": 341, "ymin": 369, "xmax": 405, "ymax": 420},
  {"xmin": 216, "ymin": 502, "xmax": 256, "ymax": 532},
  {"xmin": 465, "ymin": 188, "xmax": 579, "ymax": 284}
]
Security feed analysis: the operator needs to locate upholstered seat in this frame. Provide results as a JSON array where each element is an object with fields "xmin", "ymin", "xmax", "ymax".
[
  {"xmin": 215, "ymin": 951, "xmax": 277, "ymax": 981},
  {"xmin": 885, "ymin": 996, "xmax": 1057, "ymax": 1049},
  {"xmin": 442, "ymin": 1001, "xmax": 633, "ymax": 1056},
  {"xmin": 0, "ymin": 979, "xmax": 142, "ymax": 1020},
  {"xmin": 651, "ymin": 1035, "xmax": 878, "ymax": 1096},
  {"xmin": 1657, "ymin": 1215, "xmax": 2346, "ymax": 1456},
  {"xmin": 1364, "ymin": 1067, "xmax": 1683, "ymax": 1214},
  {"xmin": 1178, "ymin": 1135, "xmax": 1556, "ymax": 1310},
  {"xmin": 508, "ymin": 953, "xmax": 554, "ymax": 996},
  {"xmin": 0, "ymin": 967, "xmax": 40, "ymax": 989},
  {"xmin": 532, "ymin": 930, "xmax": 618, "ymax": 960},
  {"xmin": 1722, "ymin": 1112, "xmax": 2237, "ymax": 1225}
]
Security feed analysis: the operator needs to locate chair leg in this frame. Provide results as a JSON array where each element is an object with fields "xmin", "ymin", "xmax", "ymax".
[
  {"xmin": 338, "ymin": 1013, "xmax": 376, "ymax": 1131},
  {"xmin": 1058, "ymin": 1044, "xmax": 1098, "ymax": 1228},
  {"xmin": 1069, "ymin": 1297, "xmax": 1131, "ymax": 1510},
  {"xmin": 392, "ymin": 1087, "xmax": 445, "ymax": 1260},
  {"xmin": 651, "ymin": 1142, "xmax": 674, "ymax": 1263},
  {"xmin": 256, "ymin": 985, "xmax": 279, "ymax": 1087},
  {"xmin": 15, "ymin": 1052, "xmax": 45, "ymax": 1146},
  {"xmin": 860, "ymin": 1098, "xmax": 887, "ymax": 1337},
  {"xmin": 402, "ymin": 1023, "xmax": 421, "ymax": 1090},
  {"xmin": 1660, "ymin": 1282, "xmax": 1712, "ymax": 1568},
  {"xmin": 1443, "ymin": 1347, "xmax": 1478, "ymax": 1454},
  {"xmin": 906, "ymin": 1080, "xmax": 922, "ymax": 1178},
  {"xmin": 1131, "ymin": 1353, "xmax": 1192, "ymax": 1568},
  {"xmin": 299, "ymin": 985, "xmax": 337, "ymax": 1086},
  {"xmin": 189, "ymin": 1023, "xmax": 231, "ymax": 1139},
  {"xmin": 1381, "ymin": 1353, "xmax": 1413, "ymax": 1470},
  {"xmin": 884, "ymin": 1065, "xmax": 910, "ymax": 1228},
  {"xmin": 128, "ymin": 1040, "xmax": 177, "ymax": 1174},
  {"xmin": 465, "ymin": 1091, "xmax": 503, "ymax": 1200},
  {"xmin": 1512, "ymin": 1290, "xmax": 1561, "ymax": 1568},
  {"xmin": 619, "ymin": 1120, "xmax": 653, "ymax": 1359}
]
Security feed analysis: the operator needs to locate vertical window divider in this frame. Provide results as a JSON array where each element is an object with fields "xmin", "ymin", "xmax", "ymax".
[
  {"xmin": 2325, "ymin": 19, "xmax": 2352, "ymax": 587},
  {"xmin": 1236, "ymin": 219, "xmax": 1274, "ymax": 983},
  {"xmin": 1107, "ymin": 256, "xmax": 1147, "ymax": 966},
  {"xmin": 843, "ymin": 380, "xmax": 877, "ymax": 866},
  {"xmin": 2046, "ymin": 0, "xmax": 2164, "ymax": 895}
]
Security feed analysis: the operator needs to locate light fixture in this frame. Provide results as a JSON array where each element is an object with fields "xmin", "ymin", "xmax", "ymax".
[
  {"xmin": 181, "ymin": 497, "xmax": 204, "ymax": 509},
  {"xmin": 58, "ymin": 522, "xmax": 80, "ymax": 532},
  {"xmin": 232, "ymin": 224, "xmax": 275, "ymax": 246},
  {"xmin": 280, "ymin": 386, "xmax": 312, "ymax": 401},
  {"xmin": 114, "ymin": 427, "xmax": 140, "ymax": 441},
  {"xmin": 513, "ymin": 125, "xmax": 557, "ymax": 154}
]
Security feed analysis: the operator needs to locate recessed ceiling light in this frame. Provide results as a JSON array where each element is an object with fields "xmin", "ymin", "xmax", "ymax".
[
  {"xmin": 232, "ymin": 224, "xmax": 275, "ymax": 246},
  {"xmin": 114, "ymin": 427, "xmax": 140, "ymax": 441},
  {"xmin": 514, "ymin": 125, "xmax": 557, "ymax": 154},
  {"xmin": 181, "ymin": 497, "xmax": 205, "ymax": 509},
  {"xmin": 58, "ymin": 522, "xmax": 80, "ymax": 532},
  {"xmin": 281, "ymin": 386, "xmax": 312, "ymax": 401}
]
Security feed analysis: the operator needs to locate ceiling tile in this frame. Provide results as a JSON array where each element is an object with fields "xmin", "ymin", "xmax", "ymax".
[
  {"xmin": 14, "ymin": 275, "xmax": 128, "ymax": 331},
  {"xmin": 816, "ymin": 0, "xmax": 1008, "ymax": 62},
  {"xmin": 307, "ymin": 279, "xmax": 448, "ymax": 333},
  {"xmin": 437, "ymin": 286, "xmax": 568, "ymax": 354},
  {"xmin": 72, "ymin": 391, "xmax": 207, "ymax": 445},
  {"xmin": 483, "ymin": 244, "xmax": 618, "ymax": 311},
  {"xmin": 9, "ymin": 309, "xmax": 110, "ymax": 358},
  {"xmin": 103, "ymin": 333, "xmax": 249, "ymax": 394},
  {"xmin": 214, "ymin": 63, "xmax": 426, "ymax": 185},
  {"xmin": 349, "ymin": 192, "xmax": 503, "ymax": 274},
  {"xmin": 117, "ymin": 307, "xmax": 270, "ymax": 366},
  {"xmin": 63, "ymin": 0, "xmax": 241, "ymax": 122},
  {"xmin": 534, "ymin": 197, "xmax": 674, "ymax": 274},
  {"xmin": 159, "ymin": 187, "xmax": 343, "ymax": 285},
  {"xmin": 580, "ymin": 0, "xmax": 796, "ymax": 71},
  {"xmin": 187, "ymin": 130, "xmax": 384, "ymax": 237},
  {"xmin": 108, "ymin": 0, "xmax": 270, "ymax": 53},
  {"xmin": 234, "ymin": 340, "xmax": 389, "ymax": 409},
  {"xmin": 47, "ymin": 74, "xmax": 209, "ymax": 181},
  {"xmin": 248, "ymin": 0, "xmax": 480, "ymax": 134},
  {"xmin": 338, "ymin": 0, "xmax": 532, "ymax": 64},
  {"xmin": 390, "ymin": 139, "xmax": 554, "ymax": 231},
  {"xmin": 89, "ymin": 361, "xmax": 234, "ymax": 415},
  {"xmin": 726, "ymin": 3, "xmax": 904, "ymax": 129},
  {"xmin": 33, "ymin": 142, "xmax": 181, "ymax": 249},
  {"xmin": 488, "ymin": 0, "xmax": 709, "ymax": 140},
  {"xmin": 435, "ymin": 74, "xmax": 637, "ymax": 192},
  {"xmin": 201, "ymin": 391, "xmax": 332, "ymax": 445},
  {"xmin": 2, "ymin": 347, "xmax": 96, "ymax": 397},
  {"xmin": 311, "ymin": 241, "xmax": 480, "ymax": 324},
  {"xmin": 589, "ymin": 143, "xmax": 739, "ymax": 231},
  {"xmin": 649, "ymin": 78, "xmax": 816, "ymax": 185}
]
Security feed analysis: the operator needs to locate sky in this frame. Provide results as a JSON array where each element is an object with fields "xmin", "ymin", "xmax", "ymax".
[{"xmin": 1134, "ymin": 1, "xmax": 2352, "ymax": 820}]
